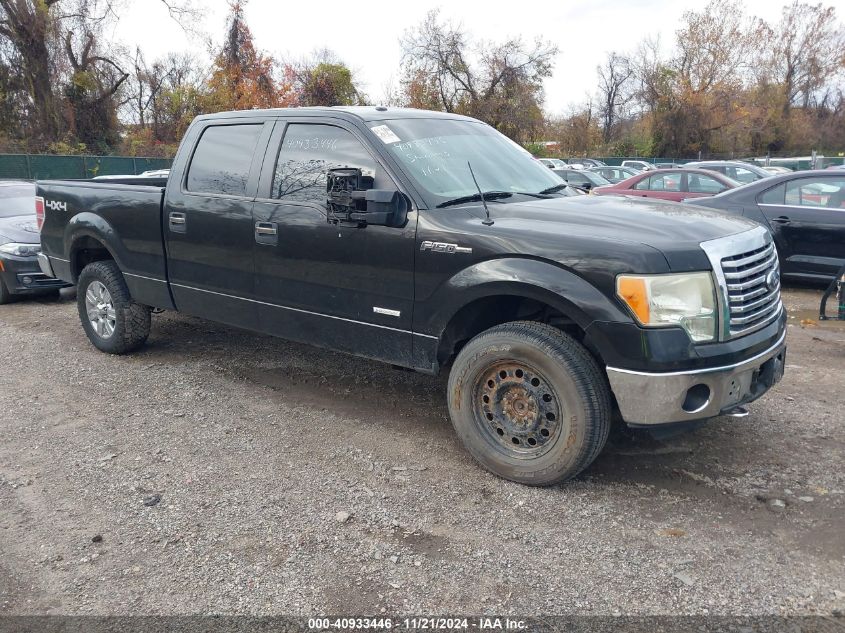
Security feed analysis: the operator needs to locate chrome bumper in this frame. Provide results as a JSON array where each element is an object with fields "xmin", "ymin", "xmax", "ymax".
[
  {"xmin": 37, "ymin": 252, "xmax": 55, "ymax": 277},
  {"xmin": 606, "ymin": 331, "xmax": 786, "ymax": 426}
]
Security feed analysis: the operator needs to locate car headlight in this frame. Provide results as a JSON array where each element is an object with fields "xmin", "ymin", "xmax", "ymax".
[
  {"xmin": 617, "ymin": 272, "xmax": 717, "ymax": 343},
  {"xmin": 0, "ymin": 242, "xmax": 41, "ymax": 257}
]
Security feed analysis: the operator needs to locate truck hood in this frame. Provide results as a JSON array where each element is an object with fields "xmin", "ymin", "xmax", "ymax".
[
  {"xmin": 476, "ymin": 194, "xmax": 759, "ymax": 271},
  {"xmin": 0, "ymin": 214, "xmax": 39, "ymax": 244}
]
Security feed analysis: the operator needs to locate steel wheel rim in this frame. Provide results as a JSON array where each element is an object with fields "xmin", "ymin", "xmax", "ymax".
[
  {"xmin": 85, "ymin": 280, "xmax": 116, "ymax": 339},
  {"xmin": 473, "ymin": 360, "xmax": 563, "ymax": 459}
]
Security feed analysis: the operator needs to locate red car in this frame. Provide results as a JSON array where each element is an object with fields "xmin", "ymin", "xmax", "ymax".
[{"xmin": 592, "ymin": 168, "xmax": 739, "ymax": 202}]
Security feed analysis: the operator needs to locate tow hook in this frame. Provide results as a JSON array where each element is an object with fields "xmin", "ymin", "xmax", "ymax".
[{"xmin": 724, "ymin": 406, "xmax": 750, "ymax": 418}]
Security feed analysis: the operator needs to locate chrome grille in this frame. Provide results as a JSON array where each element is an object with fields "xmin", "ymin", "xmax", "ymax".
[
  {"xmin": 721, "ymin": 242, "xmax": 781, "ymax": 337},
  {"xmin": 701, "ymin": 226, "xmax": 783, "ymax": 340}
]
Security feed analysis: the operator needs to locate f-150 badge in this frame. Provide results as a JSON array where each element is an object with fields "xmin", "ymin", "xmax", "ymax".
[{"xmin": 420, "ymin": 241, "xmax": 472, "ymax": 254}]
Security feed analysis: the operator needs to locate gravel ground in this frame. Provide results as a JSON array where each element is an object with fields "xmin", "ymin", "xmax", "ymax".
[{"xmin": 0, "ymin": 285, "xmax": 843, "ymax": 616}]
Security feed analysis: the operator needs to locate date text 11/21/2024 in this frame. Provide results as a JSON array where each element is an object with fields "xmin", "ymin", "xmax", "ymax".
[{"xmin": 307, "ymin": 617, "xmax": 528, "ymax": 630}]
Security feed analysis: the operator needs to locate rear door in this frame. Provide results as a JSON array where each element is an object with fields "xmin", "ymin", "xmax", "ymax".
[
  {"xmin": 165, "ymin": 119, "xmax": 273, "ymax": 330},
  {"xmin": 631, "ymin": 171, "xmax": 684, "ymax": 201},
  {"xmin": 250, "ymin": 118, "xmax": 417, "ymax": 365},
  {"xmin": 684, "ymin": 172, "xmax": 731, "ymax": 200},
  {"xmin": 756, "ymin": 175, "xmax": 845, "ymax": 278}
]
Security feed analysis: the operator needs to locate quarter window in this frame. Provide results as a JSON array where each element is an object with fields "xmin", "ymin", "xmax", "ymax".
[
  {"xmin": 271, "ymin": 124, "xmax": 384, "ymax": 204},
  {"xmin": 759, "ymin": 183, "xmax": 785, "ymax": 205},
  {"xmin": 187, "ymin": 124, "xmax": 263, "ymax": 196}
]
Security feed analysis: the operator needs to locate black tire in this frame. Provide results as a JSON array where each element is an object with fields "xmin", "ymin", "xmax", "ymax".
[
  {"xmin": 447, "ymin": 321, "xmax": 611, "ymax": 486},
  {"xmin": 77, "ymin": 261, "xmax": 151, "ymax": 354},
  {"xmin": 0, "ymin": 278, "xmax": 11, "ymax": 305}
]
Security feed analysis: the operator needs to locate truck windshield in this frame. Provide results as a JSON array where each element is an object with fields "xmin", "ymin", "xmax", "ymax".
[{"xmin": 370, "ymin": 119, "xmax": 565, "ymax": 208}]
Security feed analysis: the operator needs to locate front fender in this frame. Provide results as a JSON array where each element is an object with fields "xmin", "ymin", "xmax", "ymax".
[{"xmin": 419, "ymin": 257, "xmax": 632, "ymax": 335}]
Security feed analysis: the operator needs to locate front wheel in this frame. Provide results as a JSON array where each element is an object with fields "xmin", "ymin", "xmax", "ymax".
[
  {"xmin": 0, "ymin": 278, "xmax": 11, "ymax": 305},
  {"xmin": 77, "ymin": 261, "xmax": 151, "ymax": 354},
  {"xmin": 447, "ymin": 321, "xmax": 611, "ymax": 486}
]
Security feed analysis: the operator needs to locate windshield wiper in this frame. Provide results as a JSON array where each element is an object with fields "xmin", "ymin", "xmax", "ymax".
[
  {"xmin": 436, "ymin": 191, "xmax": 513, "ymax": 208},
  {"xmin": 539, "ymin": 184, "xmax": 568, "ymax": 194}
]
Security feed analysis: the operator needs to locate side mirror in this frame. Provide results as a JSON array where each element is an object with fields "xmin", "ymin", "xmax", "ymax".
[{"xmin": 326, "ymin": 167, "xmax": 408, "ymax": 228}]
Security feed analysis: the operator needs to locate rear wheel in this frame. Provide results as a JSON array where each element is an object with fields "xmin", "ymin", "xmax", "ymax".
[
  {"xmin": 77, "ymin": 261, "xmax": 151, "ymax": 354},
  {"xmin": 447, "ymin": 321, "xmax": 611, "ymax": 486}
]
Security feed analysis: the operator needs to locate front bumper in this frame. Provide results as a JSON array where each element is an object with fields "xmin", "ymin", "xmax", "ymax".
[
  {"xmin": 0, "ymin": 254, "xmax": 70, "ymax": 295},
  {"xmin": 606, "ymin": 330, "xmax": 786, "ymax": 426}
]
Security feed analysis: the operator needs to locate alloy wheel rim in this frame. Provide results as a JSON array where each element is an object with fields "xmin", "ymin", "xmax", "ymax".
[
  {"xmin": 85, "ymin": 280, "xmax": 116, "ymax": 339},
  {"xmin": 474, "ymin": 360, "xmax": 563, "ymax": 459}
]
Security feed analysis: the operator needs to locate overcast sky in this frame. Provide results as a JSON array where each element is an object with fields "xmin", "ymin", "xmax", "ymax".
[{"xmin": 112, "ymin": 0, "xmax": 796, "ymax": 114}]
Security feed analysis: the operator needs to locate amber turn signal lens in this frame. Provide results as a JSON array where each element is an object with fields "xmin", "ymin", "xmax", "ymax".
[{"xmin": 617, "ymin": 276, "xmax": 650, "ymax": 324}]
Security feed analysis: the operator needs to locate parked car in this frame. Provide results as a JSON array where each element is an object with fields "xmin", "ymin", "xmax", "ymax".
[
  {"xmin": 538, "ymin": 158, "xmax": 568, "ymax": 170},
  {"xmin": 567, "ymin": 158, "xmax": 606, "ymax": 169},
  {"xmin": 761, "ymin": 165, "xmax": 793, "ymax": 175},
  {"xmin": 621, "ymin": 160, "xmax": 657, "ymax": 171},
  {"xmin": 0, "ymin": 180, "xmax": 69, "ymax": 304},
  {"xmin": 37, "ymin": 106, "xmax": 785, "ymax": 485},
  {"xmin": 588, "ymin": 166, "xmax": 640, "ymax": 184},
  {"xmin": 825, "ymin": 164, "xmax": 845, "ymax": 171},
  {"xmin": 592, "ymin": 168, "xmax": 738, "ymax": 202},
  {"xmin": 685, "ymin": 170, "xmax": 845, "ymax": 283},
  {"xmin": 552, "ymin": 168, "xmax": 611, "ymax": 191},
  {"xmin": 683, "ymin": 161, "xmax": 772, "ymax": 184}
]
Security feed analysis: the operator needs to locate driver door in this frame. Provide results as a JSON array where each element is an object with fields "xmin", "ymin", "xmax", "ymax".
[{"xmin": 251, "ymin": 119, "xmax": 418, "ymax": 364}]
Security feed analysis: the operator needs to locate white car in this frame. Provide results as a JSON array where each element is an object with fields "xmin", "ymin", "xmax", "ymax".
[
  {"xmin": 538, "ymin": 158, "xmax": 568, "ymax": 170},
  {"xmin": 621, "ymin": 160, "xmax": 656, "ymax": 172}
]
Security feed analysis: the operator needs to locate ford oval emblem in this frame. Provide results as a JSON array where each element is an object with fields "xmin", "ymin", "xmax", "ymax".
[{"xmin": 765, "ymin": 269, "xmax": 779, "ymax": 291}]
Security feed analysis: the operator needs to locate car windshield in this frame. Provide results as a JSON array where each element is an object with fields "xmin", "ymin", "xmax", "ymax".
[
  {"xmin": 371, "ymin": 118, "xmax": 564, "ymax": 207},
  {"xmin": 0, "ymin": 183, "xmax": 35, "ymax": 217}
]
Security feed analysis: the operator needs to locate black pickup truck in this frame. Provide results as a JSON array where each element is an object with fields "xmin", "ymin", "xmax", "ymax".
[{"xmin": 36, "ymin": 107, "xmax": 786, "ymax": 485}]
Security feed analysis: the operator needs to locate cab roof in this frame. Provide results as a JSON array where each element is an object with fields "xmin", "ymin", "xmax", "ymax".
[{"xmin": 194, "ymin": 106, "xmax": 478, "ymax": 124}]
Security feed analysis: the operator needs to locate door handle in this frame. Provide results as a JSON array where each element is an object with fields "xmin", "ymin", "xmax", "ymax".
[
  {"xmin": 770, "ymin": 216, "xmax": 790, "ymax": 224},
  {"xmin": 255, "ymin": 221, "xmax": 278, "ymax": 245},
  {"xmin": 255, "ymin": 222, "xmax": 278, "ymax": 236},
  {"xmin": 169, "ymin": 212, "xmax": 186, "ymax": 233}
]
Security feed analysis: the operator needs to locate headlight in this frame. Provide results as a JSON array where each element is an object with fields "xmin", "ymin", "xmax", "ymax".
[
  {"xmin": 0, "ymin": 242, "xmax": 41, "ymax": 257},
  {"xmin": 617, "ymin": 272, "xmax": 717, "ymax": 343}
]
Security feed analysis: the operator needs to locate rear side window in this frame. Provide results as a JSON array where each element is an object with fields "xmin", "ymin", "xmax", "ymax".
[
  {"xmin": 187, "ymin": 124, "xmax": 263, "ymax": 196},
  {"xmin": 687, "ymin": 173, "xmax": 726, "ymax": 194}
]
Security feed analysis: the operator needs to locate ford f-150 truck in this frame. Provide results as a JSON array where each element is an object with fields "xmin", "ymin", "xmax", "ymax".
[{"xmin": 36, "ymin": 107, "xmax": 786, "ymax": 485}]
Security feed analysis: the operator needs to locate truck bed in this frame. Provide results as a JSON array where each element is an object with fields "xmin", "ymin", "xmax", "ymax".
[{"xmin": 37, "ymin": 180, "xmax": 172, "ymax": 309}]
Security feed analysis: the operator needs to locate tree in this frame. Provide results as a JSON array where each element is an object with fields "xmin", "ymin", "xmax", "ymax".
[
  {"xmin": 0, "ymin": 0, "xmax": 197, "ymax": 150},
  {"xmin": 761, "ymin": 1, "xmax": 845, "ymax": 114},
  {"xmin": 288, "ymin": 50, "xmax": 365, "ymax": 106},
  {"xmin": 205, "ymin": 0, "xmax": 293, "ymax": 112},
  {"xmin": 596, "ymin": 52, "xmax": 634, "ymax": 144},
  {"xmin": 399, "ymin": 9, "xmax": 557, "ymax": 142}
]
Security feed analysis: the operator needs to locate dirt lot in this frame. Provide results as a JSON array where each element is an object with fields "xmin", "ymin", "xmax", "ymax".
[{"xmin": 0, "ymin": 285, "xmax": 843, "ymax": 616}]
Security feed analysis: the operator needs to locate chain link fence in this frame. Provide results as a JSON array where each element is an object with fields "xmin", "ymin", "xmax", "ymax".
[{"xmin": 0, "ymin": 154, "xmax": 173, "ymax": 180}]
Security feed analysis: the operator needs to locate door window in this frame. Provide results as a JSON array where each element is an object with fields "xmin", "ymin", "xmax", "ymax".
[
  {"xmin": 187, "ymin": 124, "xmax": 263, "ymax": 196},
  {"xmin": 687, "ymin": 173, "xmax": 726, "ymax": 194},
  {"xmin": 726, "ymin": 166, "xmax": 757, "ymax": 183},
  {"xmin": 271, "ymin": 124, "xmax": 384, "ymax": 204},
  {"xmin": 784, "ymin": 177, "xmax": 845, "ymax": 208},
  {"xmin": 637, "ymin": 173, "xmax": 681, "ymax": 191}
]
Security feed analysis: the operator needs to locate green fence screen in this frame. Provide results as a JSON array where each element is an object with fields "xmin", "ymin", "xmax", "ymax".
[{"xmin": 0, "ymin": 154, "xmax": 173, "ymax": 180}]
